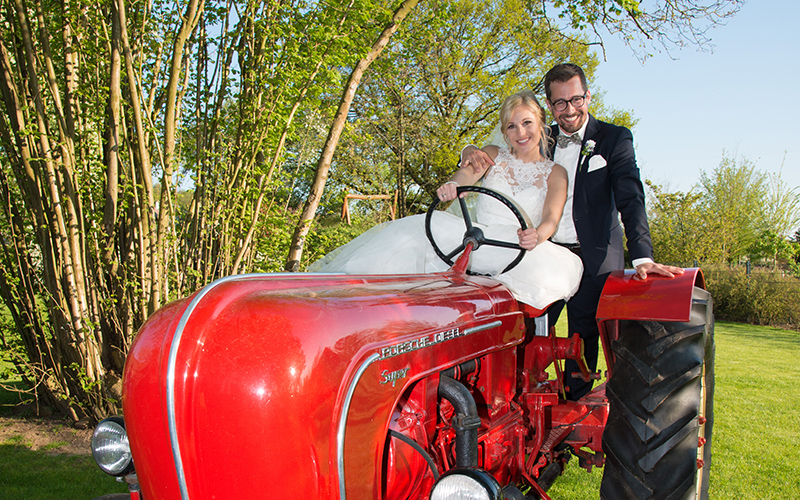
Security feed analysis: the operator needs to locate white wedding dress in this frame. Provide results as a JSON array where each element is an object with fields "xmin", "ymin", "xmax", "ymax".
[{"xmin": 309, "ymin": 147, "xmax": 583, "ymax": 308}]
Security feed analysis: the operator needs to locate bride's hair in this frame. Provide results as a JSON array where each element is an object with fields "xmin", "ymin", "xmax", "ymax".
[{"xmin": 499, "ymin": 90, "xmax": 550, "ymax": 158}]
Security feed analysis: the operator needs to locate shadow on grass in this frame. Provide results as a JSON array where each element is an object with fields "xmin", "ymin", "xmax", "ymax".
[
  {"xmin": 1, "ymin": 375, "xmax": 127, "ymax": 499},
  {"xmin": 0, "ymin": 443, "xmax": 128, "ymax": 500},
  {"xmin": 0, "ymin": 379, "xmax": 34, "ymax": 417}
]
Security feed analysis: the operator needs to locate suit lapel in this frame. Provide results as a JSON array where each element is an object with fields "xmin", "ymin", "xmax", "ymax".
[{"xmin": 548, "ymin": 125, "xmax": 559, "ymax": 160}]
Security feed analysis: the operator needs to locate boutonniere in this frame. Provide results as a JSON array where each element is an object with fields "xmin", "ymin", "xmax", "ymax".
[
  {"xmin": 581, "ymin": 140, "xmax": 596, "ymax": 157},
  {"xmin": 579, "ymin": 140, "xmax": 596, "ymax": 172}
]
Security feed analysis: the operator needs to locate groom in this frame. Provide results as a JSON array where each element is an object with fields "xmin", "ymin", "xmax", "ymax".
[
  {"xmin": 541, "ymin": 62, "xmax": 682, "ymax": 399},
  {"xmin": 462, "ymin": 63, "xmax": 682, "ymax": 400}
]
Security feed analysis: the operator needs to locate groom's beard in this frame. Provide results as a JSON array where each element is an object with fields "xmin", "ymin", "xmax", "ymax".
[{"xmin": 555, "ymin": 111, "xmax": 586, "ymax": 134}]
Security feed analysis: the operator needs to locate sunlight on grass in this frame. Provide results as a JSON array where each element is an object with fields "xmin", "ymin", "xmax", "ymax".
[
  {"xmin": 546, "ymin": 321, "xmax": 800, "ymax": 499},
  {"xmin": 708, "ymin": 323, "xmax": 800, "ymax": 499},
  {"xmin": 0, "ymin": 356, "xmax": 33, "ymax": 416},
  {"xmin": 547, "ymin": 458, "xmax": 603, "ymax": 499}
]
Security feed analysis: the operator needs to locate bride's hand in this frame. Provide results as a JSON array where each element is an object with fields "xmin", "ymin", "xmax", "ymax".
[
  {"xmin": 437, "ymin": 181, "xmax": 459, "ymax": 202},
  {"xmin": 517, "ymin": 228, "xmax": 539, "ymax": 250}
]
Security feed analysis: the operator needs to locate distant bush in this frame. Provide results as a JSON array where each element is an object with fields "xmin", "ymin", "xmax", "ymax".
[{"xmin": 702, "ymin": 264, "xmax": 800, "ymax": 329}]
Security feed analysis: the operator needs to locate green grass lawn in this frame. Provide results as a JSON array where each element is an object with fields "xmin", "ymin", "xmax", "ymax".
[
  {"xmin": 0, "ymin": 443, "xmax": 129, "ymax": 500},
  {"xmin": 0, "ymin": 321, "xmax": 798, "ymax": 499},
  {"xmin": 0, "ymin": 356, "xmax": 126, "ymax": 500},
  {"xmin": 548, "ymin": 321, "xmax": 800, "ymax": 499},
  {"xmin": 707, "ymin": 323, "xmax": 800, "ymax": 498}
]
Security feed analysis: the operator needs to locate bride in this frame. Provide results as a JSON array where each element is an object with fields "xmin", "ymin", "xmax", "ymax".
[{"xmin": 309, "ymin": 90, "xmax": 582, "ymax": 309}]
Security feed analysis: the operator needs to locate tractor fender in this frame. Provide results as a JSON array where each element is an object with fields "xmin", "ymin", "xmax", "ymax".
[{"xmin": 597, "ymin": 267, "xmax": 706, "ymax": 323}]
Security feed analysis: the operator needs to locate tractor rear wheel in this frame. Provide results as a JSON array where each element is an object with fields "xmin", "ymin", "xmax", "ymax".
[{"xmin": 600, "ymin": 287, "xmax": 714, "ymax": 500}]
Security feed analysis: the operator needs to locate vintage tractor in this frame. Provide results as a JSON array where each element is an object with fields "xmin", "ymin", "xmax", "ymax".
[{"xmin": 91, "ymin": 187, "xmax": 714, "ymax": 500}]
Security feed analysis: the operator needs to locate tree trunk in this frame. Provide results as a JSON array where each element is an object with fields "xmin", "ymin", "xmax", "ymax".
[
  {"xmin": 284, "ymin": 0, "xmax": 420, "ymax": 271},
  {"xmin": 157, "ymin": 0, "xmax": 204, "ymax": 308}
]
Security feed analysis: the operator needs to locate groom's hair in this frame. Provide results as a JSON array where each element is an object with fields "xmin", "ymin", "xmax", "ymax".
[{"xmin": 543, "ymin": 63, "xmax": 588, "ymax": 101}]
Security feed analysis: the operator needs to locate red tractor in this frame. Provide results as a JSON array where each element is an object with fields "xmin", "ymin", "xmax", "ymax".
[{"xmin": 91, "ymin": 188, "xmax": 714, "ymax": 500}]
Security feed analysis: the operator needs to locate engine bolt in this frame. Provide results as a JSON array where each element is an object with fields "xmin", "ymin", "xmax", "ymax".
[
  {"xmin": 697, "ymin": 459, "xmax": 705, "ymax": 469},
  {"xmin": 698, "ymin": 416, "xmax": 707, "ymax": 424},
  {"xmin": 698, "ymin": 437, "xmax": 707, "ymax": 447}
]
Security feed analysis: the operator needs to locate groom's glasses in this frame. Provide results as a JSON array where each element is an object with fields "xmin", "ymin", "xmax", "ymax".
[{"xmin": 550, "ymin": 94, "xmax": 587, "ymax": 111}]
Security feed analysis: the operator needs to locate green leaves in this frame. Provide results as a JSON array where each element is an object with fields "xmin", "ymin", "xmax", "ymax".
[
  {"xmin": 647, "ymin": 152, "xmax": 800, "ymax": 269},
  {"xmin": 0, "ymin": 0, "xmax": 752, "ymax": 420},
  {"xmin": 336, "ymin": 0, "xmax": 600, "ymax": 216}
]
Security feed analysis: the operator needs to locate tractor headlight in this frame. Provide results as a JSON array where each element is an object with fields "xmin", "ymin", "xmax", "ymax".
[
  {"xmin": 430, "ymin": 468, "xmax": 503, "ymax": 500},
  {"xmin": 91, "ymin": 416, "xmax": 134, "ymax": 476}
]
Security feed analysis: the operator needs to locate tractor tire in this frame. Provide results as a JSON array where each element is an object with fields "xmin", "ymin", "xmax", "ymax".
[{"xmin": 600, "ymin": 287, "xmax": 714, "ymax": 500}]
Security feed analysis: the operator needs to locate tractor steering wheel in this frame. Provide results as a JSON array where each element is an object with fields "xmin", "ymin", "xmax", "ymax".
[{"xmin": 425, "ymin": 185, "xmax": 529, "ymax": 275}]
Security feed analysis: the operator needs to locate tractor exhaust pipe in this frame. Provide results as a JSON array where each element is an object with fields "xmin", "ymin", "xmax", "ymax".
[{"xmin": 438, "ymin": 374, "xmax": 481, "ymax": 467}]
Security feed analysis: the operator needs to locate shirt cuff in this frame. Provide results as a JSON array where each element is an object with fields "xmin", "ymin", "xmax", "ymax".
[{"xmin": 632, "ymin": 257, "xmax": 654, "ymax": 269}]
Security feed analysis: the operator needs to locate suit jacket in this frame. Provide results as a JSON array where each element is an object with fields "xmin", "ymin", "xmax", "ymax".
[{"xmin": 549, "ymin": 115, "xmax": 653, "ymax": 276}]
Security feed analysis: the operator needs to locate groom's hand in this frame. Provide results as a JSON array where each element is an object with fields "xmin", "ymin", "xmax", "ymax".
[
  {"xmin": 634, "ymin": 262, "xmax": 685, "ymax": 280},
  {"xmin": 462, "ymin": 145, "xmax": 494, "ymax": 174}
]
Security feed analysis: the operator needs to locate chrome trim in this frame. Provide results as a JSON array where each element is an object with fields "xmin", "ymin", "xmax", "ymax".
[
  {"xmin": 167, "ymin": 274, "xmax": 261, "ymax": 500},
  {"xmin": 534, "ymin": 315, "xmax": 548, "ymax": 337},
  {"xmin": 337, "ymin": 353, "xmax": 380, "ymax": 500},
  {"xmin": 463, "ymin": 320, "xmax": 502, "ymax": 336}
]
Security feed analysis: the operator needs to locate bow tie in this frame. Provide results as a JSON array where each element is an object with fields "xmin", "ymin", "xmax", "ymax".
[{"xmin": 556, "ymin": 133, "xmax": 582, "ymax": 148}]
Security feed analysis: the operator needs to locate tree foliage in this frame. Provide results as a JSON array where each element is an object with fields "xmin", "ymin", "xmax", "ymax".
[
  {"xmin": 0, "ymin": 0, "xmax": 745, "ymax": 420},
  {"xmin": 647, "ymin": 152, "xmax": 800, "ymax": 268},
  {"xmin": 284, "ymin": 0, "xmax": 420, "ymax": 271},
  {"xmin": 0, "ymin": 0, "xmax": 397, "ymax": 420},
  {"xmin": 324, "ymin": 0, "xmax": 652, "ymax": 229},
  {"xmin": 698, "ymin": 154, "xmax": 767, "ymax": 262},
  {"xmin": 334, "ymin": 0, "xmax": 593, "ymax": 216}
]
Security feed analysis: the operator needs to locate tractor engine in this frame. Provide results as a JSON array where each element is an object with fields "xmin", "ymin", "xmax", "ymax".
[{"xmin": 383, "ymin": 320, "xmax": 607, "ymax": 500}]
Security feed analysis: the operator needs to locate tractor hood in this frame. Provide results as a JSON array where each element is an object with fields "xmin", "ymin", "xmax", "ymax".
[{"xmin": 122, "ymin": 272, "xmax": 525, "ymax": 500}]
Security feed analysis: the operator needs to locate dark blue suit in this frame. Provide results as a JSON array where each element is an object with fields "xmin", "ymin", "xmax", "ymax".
[{"xmin": 548, "ymin": 114, "xmax": 653, "ymax": 399}]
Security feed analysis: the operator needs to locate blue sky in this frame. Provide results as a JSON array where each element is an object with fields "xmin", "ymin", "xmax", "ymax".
[{"xmin": 590, "ymin": 1, "xmax": 799, "ymax": 193}]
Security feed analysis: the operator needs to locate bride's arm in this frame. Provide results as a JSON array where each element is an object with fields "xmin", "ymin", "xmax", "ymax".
[
  {"xmin": 437, "ymin": 146, "xmax": 499, "ymax": 201},
  {"xmin": 536, "ymin": 164, "xmax": 569, "ymax": 241},
  {"xmin": 516, "ymin": 164, "xmax": 568, "ymax": 250}
]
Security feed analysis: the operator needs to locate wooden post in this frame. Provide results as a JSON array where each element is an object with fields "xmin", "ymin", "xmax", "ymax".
[{"xmin": 341, "ymin": 192, "xmax": 398, "ymax": 225}]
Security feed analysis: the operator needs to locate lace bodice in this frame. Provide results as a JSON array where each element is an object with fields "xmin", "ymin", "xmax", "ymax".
[{"xmin": 476, "ymin": 147, "xmax": 554, "ymax": 227}]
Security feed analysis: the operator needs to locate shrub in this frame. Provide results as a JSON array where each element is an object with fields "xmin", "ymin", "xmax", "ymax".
[{"xmin": 702, "ymin": 264, "xmax": 800, "ymax": 329}]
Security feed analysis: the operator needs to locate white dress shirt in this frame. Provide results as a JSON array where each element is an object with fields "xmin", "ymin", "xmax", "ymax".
[{"xmin": 550, "ymin": 121, "xmax": 589, "ymax": 245}]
